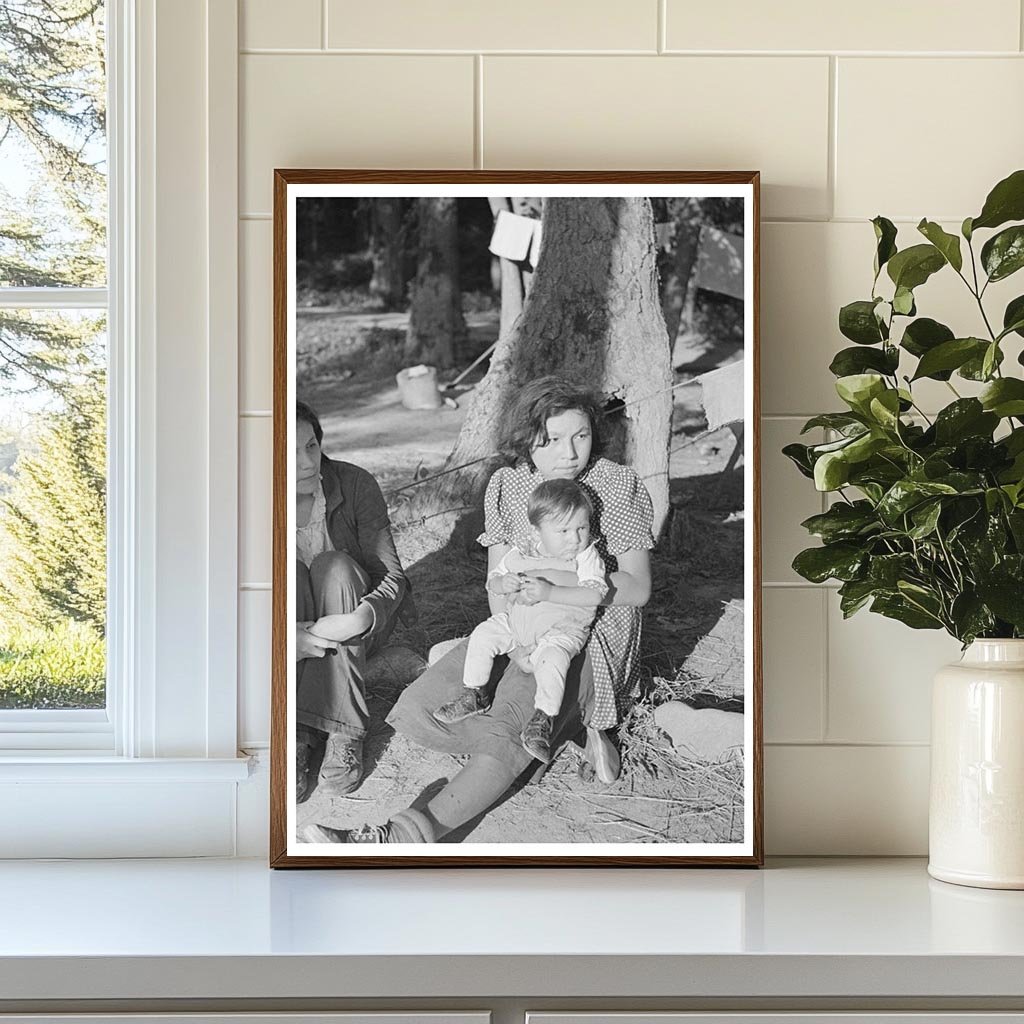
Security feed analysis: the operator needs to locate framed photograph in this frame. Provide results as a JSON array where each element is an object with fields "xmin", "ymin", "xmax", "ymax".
[{"xmin": 270, "ymin": 170, "xmax": 762, "ymax": 867}]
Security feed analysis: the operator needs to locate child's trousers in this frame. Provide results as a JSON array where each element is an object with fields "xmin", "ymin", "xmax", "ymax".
[{"xmin": 463, "ymin": 613, "xmax": 585, "ymax": 717}]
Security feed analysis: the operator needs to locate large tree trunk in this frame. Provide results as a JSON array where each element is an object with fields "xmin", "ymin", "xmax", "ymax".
[
  {"xmin": 405, "ymin": 197, "xmax": 466, "ymax": 368},
  {"xmin": 661, "ymin": 218, "xmax": 701, "ymax": 348},
  {"xmin": 400, "ymin": 197, "xmax": 673, "ymax": 547},
  {"xmin": 369, "ymin": 197, "xmax": 405, "ymax": 310}
]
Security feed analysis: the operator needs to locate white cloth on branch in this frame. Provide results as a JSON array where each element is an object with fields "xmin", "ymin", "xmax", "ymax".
[
  {"xmin": 489, "ymin": 209, "xmax": 541, "ymax": 265},
  {"xmin": 697, "ymin": 360, "xmax": 745, "ymax": 431}
]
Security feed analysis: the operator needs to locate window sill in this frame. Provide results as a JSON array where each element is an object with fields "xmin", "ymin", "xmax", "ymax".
[{"xmin": 0, "ymin": 754, "xmax": 252, "ymax": 782}]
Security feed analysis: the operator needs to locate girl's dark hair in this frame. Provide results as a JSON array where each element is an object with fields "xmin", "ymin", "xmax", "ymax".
[
  {"xmin": 499, "ymin": 376, "xmax": 604, "ymax": 466},
  {"xmin": 296, "ymin": 401, "xmax": 323, "ymax": 445},
  {"xmin": 527, "ymin": 478, "xmax": 593, "ymax": 528}
]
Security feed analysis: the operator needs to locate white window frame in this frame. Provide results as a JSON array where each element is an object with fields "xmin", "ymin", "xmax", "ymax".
[
  {"xmin": 0, "ymin": 0, "xmax": 249, "ymax": 857},
  {"xmin": 0, "ymin": 10, "xmax": 116, "ymax": 750}
]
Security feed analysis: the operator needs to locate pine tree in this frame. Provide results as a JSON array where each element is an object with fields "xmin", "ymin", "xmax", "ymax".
[
  {"xmin": 0, "ymin": 375, "xmax": 106, "ymax": 632},
  {"xmin": 0, "ymin": 0, "xmax": 106, "ymax": 394}
]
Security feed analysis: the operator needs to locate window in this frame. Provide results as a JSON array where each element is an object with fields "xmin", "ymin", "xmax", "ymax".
[
  {"xmin": 0, "ymin": 0, "xmax": 246, "ymax": 856},
  {"xmin": 0, "ymin": 1, "xmax": 111, "ymax": 748}
]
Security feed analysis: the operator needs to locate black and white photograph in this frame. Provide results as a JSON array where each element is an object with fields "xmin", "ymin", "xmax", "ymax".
[{"xmin": 272, "ymin": 172, "xmax": 762, "ymax": 866}]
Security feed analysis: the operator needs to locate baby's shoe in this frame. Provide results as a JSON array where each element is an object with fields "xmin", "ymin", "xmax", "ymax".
[
  {"xmin": 521, "ymin": 709, "xmax": 554, "ymax": 763},
  {"xmin": 432, "ymin": 687, "xmax": 491, "ymax": 723}
]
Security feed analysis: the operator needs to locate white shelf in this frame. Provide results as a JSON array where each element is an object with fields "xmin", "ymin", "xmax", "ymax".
[{"xmin": 1, "ymin": 857, "xmax": 1023, "ymax": 1002}]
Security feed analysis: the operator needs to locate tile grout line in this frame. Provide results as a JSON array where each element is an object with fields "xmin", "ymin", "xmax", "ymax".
[
  {"xmin": 820, "ymin": 587, "xmax": 830, "ymax": 744},
  {"xmin": 657, "ymin": 0, "xmax": 666, "ymax": 54},
  {"xmin": 474, "ymin": 55, "xmax": 484, "ymax": 169},
  {"xmin": 819, "ymin": 430, "xmax": 832, "ymax": 742},
  {"xmin": 767, "ymin": 740, "xmax": 931, "ymax": 748},
  {"xmin": 237, "ymin": 47, "xmax": 1024, "ymax": 57},
  {"xmin": 827, "ymin": 55, "xmax": 838, "ymax": 221},
  {"xmin": 1021, "ymin": 0, "xmax": 1024, "ymax": 51},
  {"xmin": 321, "ymin": 0, "xmax": 328, "ymax": 50}
]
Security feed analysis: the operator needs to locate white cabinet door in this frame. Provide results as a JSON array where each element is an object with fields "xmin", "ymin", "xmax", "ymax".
[
  {"xmin": 0, "ymin": 1015, "xmax": 490, "ymax": 1024},
  {"xmin": 528, "ymin": 1016, "xmax": 1024, "ymax": 1024}
]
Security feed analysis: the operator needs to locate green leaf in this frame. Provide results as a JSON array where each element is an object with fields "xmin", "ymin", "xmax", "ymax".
[
  {"xmin": 868, "ymin": 389, "xmax": 902, "ymax": 430},
  {"xmin": 892, "ymin": 286, "xmax": 916, "ymax": 316},
  {"xmin": 792, "ymin": 543, "xmax": 866, "ymax": 584},
  {"xmin": 836, "ymin": 373, "xmax": 886, "ymax": 414},
  {"xmin": 782, "ymin": 442, "xmax": 814, "ymax": 479},
  {"xmin": 877, "ymin": 479, "xmax": 958, "ymax": 524},
  {"xmin": 814, "ymin": 451, "xmax": 851, "ymax": 491},
  {"xmin": 868, "ymin": 552, "xmax": 915, "ymax": 587},
  {"xmin": 917, "ymin": 219, "xmax": 963, "ymax": 272},
  {"xmin": 800, "ymin": 501, "xmax": 879, "ymax": 543},
  {"xmin": 976, "ymin": 579, "xmax": 1024, "ymax": 629},
  {"xmin": 933, "ymin": 399, "xmax": 999, "ymax": 445},
  {"xmin": 980, "ymin": 378, "xmax": 1024, "ymax": 418},
  {"xmin": 839, "ymin": 300, "xmax": 886, "ymax": 345},
  {"xmin": 960, "ymin": 344, "xmax": 1004, "ymax": 381},
  {"xmin": 887, "ymin": 243, "xmax": 946, "ymax": 291},
  {"xmin": 871, "ymin": 594, "xmax": 943, "ymax": 630},
  {"xmin": 829, "ymin": 345, "xmax": 899, "ymax": 378},
  {"xmin": 911, "ymin": 337, "xmax": 988, "ymax": 381},
  {"xmin": 838, "ymin": 579, "xmax": 882, "ymax": 618},
  {"xmin": 982, "ymin": 341, "xmax": 1001, "ymax": 381},
  {"xmin": 950, "ymin": 593, "xmax": 995, "ymax": 644},
  {"xmin": 900, "ymin": 317, "xmax": 955, "ymax": 363},
  {"xmin": 845, "ymin": 432, "xmax": 888, "ymax": 464},
  {"xmin": 981, "ymin": 225, "xmax": 1024, "ymax": 283},
  {"xmin": 971, "ymin": 169, "xmax": 1024, "ymax": 232},
  {"xmin": 872, "ymin": 216, "xmax": 898, "ymax": 277},
  {"xmin": 962, "ymin": 216, "xmax": 974, "ymax": 241},
  {"xmin": 856, "ymin": 481, "xmax": 885, "ymax": 504},
  {"xmin": 908, "ymin": 500, "xmax": 942, "ymax": 539},
  {"xmin": 800, "ymin": 413, "xmax": 866, "ymax": 435},
  {"xmin": 1002, "ymin": 295, "xmax": 1024, "ymax": 339}
]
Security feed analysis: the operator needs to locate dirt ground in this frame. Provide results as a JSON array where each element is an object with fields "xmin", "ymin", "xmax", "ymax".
[{"xmin": 296, "ymin": 309, "xmax": 746, "ymax": 844}]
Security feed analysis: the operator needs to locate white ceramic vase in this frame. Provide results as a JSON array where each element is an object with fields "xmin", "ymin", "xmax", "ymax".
[{"xmin": 929, "ymin": 639, "xmax": 1024, "ymax": 889}]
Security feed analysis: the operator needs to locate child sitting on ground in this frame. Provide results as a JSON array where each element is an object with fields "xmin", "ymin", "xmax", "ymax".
[{"xmin": 432, "ymin": 478, "xmax": 608, "ymax": 763}]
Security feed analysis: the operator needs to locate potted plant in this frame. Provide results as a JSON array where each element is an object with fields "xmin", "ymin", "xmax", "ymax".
[{"xmin": 785, "ymin": 169, "xmax": 1024, "ymax": 889}]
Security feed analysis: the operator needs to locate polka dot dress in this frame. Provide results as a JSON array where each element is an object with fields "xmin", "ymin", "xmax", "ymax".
[{"xmin": 478, "ymin": 458, "xmax": 655, "ymax": 730}]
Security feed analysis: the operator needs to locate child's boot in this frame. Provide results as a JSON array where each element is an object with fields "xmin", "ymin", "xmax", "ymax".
[{"xmin": 522, "ymin": 709, "xmax": 554, "ymax": 763}]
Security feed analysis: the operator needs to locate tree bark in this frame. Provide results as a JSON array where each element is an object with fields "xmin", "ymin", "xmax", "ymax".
[
  {"xmin": 405, "ymin": 197, "xmax": 466, "ymax": 368},
  {"xmin": 400, "ymin": 197, "xmax": 673, "ymax": 546},
  {"xmin": 660, "ymin": 202, "xmax": 702, "ymax": 348},
  {"xmin": 369, "ymin": 198, "xmax": 405, "ymax": 310}
]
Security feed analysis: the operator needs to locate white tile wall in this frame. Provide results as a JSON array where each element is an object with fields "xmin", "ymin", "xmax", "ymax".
[
  {"xmin": 240, "ymin": 54, "xmax": 475, "ymax": 213},
  {"xmin": 762, "ymin": 588, "xmax": 825, "ymax": 744},
  {"xmin": 239, "ymin": 590, "xmax": 272, "ymax": 748},
  {"xmin": 326, "ymin": 0, "xmax": 659, "ymax": 52},
  {"xmin": 482, "ymin": 56, "xmax": 831, "ymax": 220},
  {"xmin": 665, "ymin": 0, "xmax": 1021, "ymax": 53},
  {"xmin": 836, "ymin": 58, "xmax": 1024, "ymax": 220},
  {"xmin": 240, "ymin": 219, "xmax": 273, "ymax": 412},
  {"xmin": 241, "ymin": 0, "xmax": 321, "ymax": 50},
  {"xmin": 240, "ymin": 416, "xmax": 272, "ymax": 587},
  {"xmin": 236, "ymin": 2, "xmax": 1024, "ymax": 853}
]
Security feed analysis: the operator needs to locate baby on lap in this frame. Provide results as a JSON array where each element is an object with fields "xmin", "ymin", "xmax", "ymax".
[{"xmin": 433, "ymin": 478, "xmax": 608, "ymax": 762}]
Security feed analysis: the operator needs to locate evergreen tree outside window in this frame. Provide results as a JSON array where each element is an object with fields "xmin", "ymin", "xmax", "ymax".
[{"xmin": 0, "ymin": 1, "xmax": 107, "ymax": 711}]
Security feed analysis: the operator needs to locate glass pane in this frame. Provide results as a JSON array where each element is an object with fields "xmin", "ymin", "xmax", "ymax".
[
  {"xmin": 0, "ymin": 309, "xmax": 106, "ymax": 709},
  {"xmin": 0, "ymin": 1, "xmax": 107, "ymax": 289}
]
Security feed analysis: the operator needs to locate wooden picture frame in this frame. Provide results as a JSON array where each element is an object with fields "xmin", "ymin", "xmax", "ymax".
[{"xmin": 271, "ymin": 170, "xmax": 762, "ymax": 867}]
